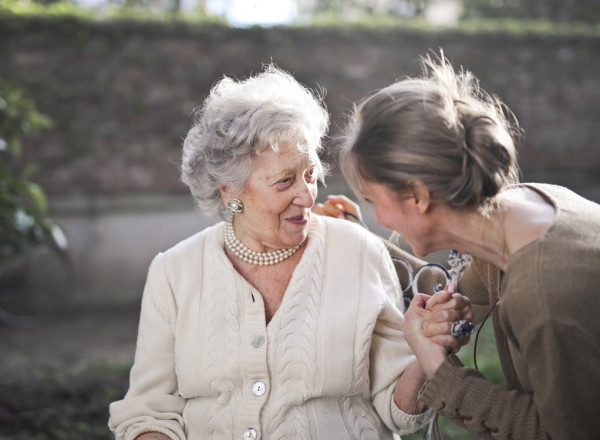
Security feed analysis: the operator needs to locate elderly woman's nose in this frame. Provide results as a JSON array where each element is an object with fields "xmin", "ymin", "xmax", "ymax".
[{"xmin": 295, "ymin": 180, "xmax": 316, "ymax": 207}]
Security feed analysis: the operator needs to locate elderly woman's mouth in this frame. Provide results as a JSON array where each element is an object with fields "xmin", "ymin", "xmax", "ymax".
[{"xmin": 286, "ymin": 214, "xmax": 309, "ymax": 225}]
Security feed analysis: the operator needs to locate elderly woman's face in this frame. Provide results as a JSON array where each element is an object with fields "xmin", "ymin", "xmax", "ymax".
[{"xmin": 232, "ymin": 142, "xmax": 318, "ymax": 251}]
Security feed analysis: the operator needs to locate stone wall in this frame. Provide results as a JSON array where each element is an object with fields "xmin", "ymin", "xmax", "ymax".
[{"xmin": 1, "ymin": 17, "xmax": 599, "ymax": 305}]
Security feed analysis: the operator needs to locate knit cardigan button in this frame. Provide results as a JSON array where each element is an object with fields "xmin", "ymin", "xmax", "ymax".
[
  {"xmin": 252, "ymin": 381, "xmax": 266, "ymax": 396},
  {"xmin": 243, "ymin": 428, "xmax": 257, "ymax": 440},
  {"xmin": 251, "ymin": 335, "xmax": 265, "ymax": 348}
]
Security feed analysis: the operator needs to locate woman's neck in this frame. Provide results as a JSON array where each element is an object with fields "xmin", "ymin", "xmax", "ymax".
[
  {"xmin": 441, "ymin": 208, "xmax": 510, "ymax": 272},
  {"xmin": 438, "ymin": 187, "xmax": 555, "ymax": 272}
]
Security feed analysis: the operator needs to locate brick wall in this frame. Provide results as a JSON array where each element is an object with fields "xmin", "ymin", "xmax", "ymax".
[
  {"xmin": 2, "ymin": 17, "xmax": 599, "ymax": 304},
  {"xmin": 2, "ymin": 17, "xmax": 599, "ymax": 202}
]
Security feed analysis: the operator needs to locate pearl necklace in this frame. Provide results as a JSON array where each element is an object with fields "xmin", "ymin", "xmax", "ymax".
[{"xmin": 224, "ymin": 221, "xmax": 300, "ymax": 266}]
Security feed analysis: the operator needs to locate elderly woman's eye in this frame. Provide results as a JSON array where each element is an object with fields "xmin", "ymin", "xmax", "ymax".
[{"xmin": 305, "ymin": 168, "xmax": 316, "ymax": 182}]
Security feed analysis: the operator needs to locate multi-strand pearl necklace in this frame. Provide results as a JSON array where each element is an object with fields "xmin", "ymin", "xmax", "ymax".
[{"xmin": 224, "ymin": 221, "xmax": 300, "ymax": 266}]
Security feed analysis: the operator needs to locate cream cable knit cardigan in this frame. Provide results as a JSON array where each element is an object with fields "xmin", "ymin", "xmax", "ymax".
[{"xmin": 109, "ymin": 215, "xmax": 431, "ymax": 439}]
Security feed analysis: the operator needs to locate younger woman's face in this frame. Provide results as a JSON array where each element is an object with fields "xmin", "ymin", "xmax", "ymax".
[{"xmin": 359, "ymin": 179, "xmax": 435, "ymax": 257}]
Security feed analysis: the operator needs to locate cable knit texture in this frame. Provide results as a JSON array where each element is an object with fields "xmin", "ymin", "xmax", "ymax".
[
  {"xmin": 419, "ymin": 183, "xmax": 600, "ymax": 439},
  {"xmin": 109, "ymin": 214, "xmax": 431, "ymax": 439}
]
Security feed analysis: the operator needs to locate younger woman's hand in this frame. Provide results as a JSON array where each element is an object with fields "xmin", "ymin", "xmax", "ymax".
[
  {"xmin": 422, "ymin": 282, "xmax": 474, "ymax": 352},
  {"xmin": 314, "ymin": 195, "xmax": 362, "ymax": 221}
]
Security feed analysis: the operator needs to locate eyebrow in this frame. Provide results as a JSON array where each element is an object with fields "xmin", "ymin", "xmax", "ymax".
[
  {"xmin": 267, "ymin": 160, "xmax": 317, "ymax": 182},
  {"xmin": 268, "ymin": 167, "xmax": 296, "ymax": 181}
]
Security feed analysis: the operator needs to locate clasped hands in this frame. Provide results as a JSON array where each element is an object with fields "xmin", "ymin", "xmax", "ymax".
[{"xmin": 404, "ymin": 284, "xmax": 473, "ymax": 379}]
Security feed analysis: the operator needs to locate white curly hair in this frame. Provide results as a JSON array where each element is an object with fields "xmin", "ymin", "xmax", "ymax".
[{"xmin": 181, "ymin": 65, "xmax": 330, "ymax": 218}]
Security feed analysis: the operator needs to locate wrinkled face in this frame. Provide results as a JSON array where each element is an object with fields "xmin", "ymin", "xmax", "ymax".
[
  {"xmin": 227, "ymin": 143, "xmax": 319, "ymax": 251},
  {"xmin": 359, "ymin": 179, "xmax": 435, "ymax": 257}
]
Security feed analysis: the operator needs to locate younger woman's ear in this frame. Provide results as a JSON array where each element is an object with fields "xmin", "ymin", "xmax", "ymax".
[{"xmin": 411, "ymin": 180, "xmax": 431, "ymax": 214}]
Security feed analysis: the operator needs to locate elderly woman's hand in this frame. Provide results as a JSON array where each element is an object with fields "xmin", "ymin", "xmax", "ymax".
[
  {"xmin": 314, "ymin": 195, "xmax": 362, "ymax": 221},
  {"xmin": 422, "ymin": 283, "xmax": 474, "ymax": 352},
  {"xmin": 403, "ymin": 293, "xmax": 448, "ymax": 379}
]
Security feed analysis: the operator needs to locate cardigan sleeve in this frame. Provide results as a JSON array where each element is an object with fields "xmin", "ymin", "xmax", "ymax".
[
  {"xmin": 368, "ymin": 242, "xmax": 433, "ymax": 435},
  {"xmin": 109, "ymin": 253, "xmax": 186, "ymax": 440}
]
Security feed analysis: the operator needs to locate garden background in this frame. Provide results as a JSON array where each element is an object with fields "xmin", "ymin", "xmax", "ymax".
[{"xmin": 0, "ymin": 1, "xmax": 599, "ymax": 438}]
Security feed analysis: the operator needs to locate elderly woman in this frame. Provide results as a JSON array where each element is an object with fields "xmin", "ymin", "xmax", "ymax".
[
  {"xmin": 332, "ymin": 54, "xmax": 600, "ymax": 439},
  {"xmin": 107, "ymin": 66, "xmax": 471, "ymax": 440}
]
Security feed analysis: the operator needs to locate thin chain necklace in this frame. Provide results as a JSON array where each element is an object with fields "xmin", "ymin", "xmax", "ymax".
[{"xmin": 224, "ymin": 220, "xmax": 300, "ymax": 266}]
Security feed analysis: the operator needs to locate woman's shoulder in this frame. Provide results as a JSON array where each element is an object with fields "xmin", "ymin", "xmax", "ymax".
[
  {"xmin": 316, "ymin": 214, "xmax": 379, "ymax": 239},
  {"xmin": 315, "ymin": 214, "xmax": 387, "ymax": 255},
  {"xmin": 519, "ymin": 183, "xmax": 599, "ymax": 212}
]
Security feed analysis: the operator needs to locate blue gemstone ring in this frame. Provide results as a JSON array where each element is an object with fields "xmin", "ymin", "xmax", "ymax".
[{"xmin": 451, "ymin": 320, "xmax": 475, "ymax": 339}]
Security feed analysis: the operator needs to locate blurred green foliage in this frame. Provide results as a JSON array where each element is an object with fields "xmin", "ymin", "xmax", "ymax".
[
  {"xmin": 1, "ymin": 0, "xmax": 598, "ymax": 30},
  {"xmin": 301, "ymin": 0, "xmax": 600, "ymax": 23},
  {"xmin": 0, "ymin": 0, "xmax": 97, "ymax": 18},
  {"xmin": 0, "ymin": 78, "xmax": 66, "ymax": 264},
  {"xmin": 462, "ymin": 0, "xmax": 600, "ymax": 24},
  {"xmin": 300, "ymin": 15, "xmax": 599, "ymax": 36},
  {"xmin": 0, "ymin": 0, "xmax": 225, "ymax": 22}
]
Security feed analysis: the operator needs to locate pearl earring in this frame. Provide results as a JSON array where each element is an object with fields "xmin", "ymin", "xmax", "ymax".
[{"xmin": 227, "ymin": 198, "xmax": 244, "ymax": 215}]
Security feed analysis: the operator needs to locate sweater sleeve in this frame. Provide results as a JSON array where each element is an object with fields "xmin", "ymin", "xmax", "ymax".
[
  {"xmin": 369, "ymin": 242, "xmax": 433, "ymax": 435},
  {"xmin": 108, "ymin": 253, "xmax": 186, "ymax": 440},
  {"xmin": 418, "ymin": 260, "xmax": 549, "ymax": 439},
  {"xmin": 419, "ymin": 354, "xmax": 546, "ymax": 439}
]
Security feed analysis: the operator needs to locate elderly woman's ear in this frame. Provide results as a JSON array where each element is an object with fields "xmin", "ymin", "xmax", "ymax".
[
  {"xmin": 220, "ymin": 186, "xmax": 234, "ymax": 204},
  {"xmin": 219, "ymin": 186, "xmax": 228, "ymax": 200}
]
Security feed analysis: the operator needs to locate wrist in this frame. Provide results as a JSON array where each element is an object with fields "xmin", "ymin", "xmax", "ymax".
[
  {"xmin": 419, "ymin": 349, "xmax": 447, "ymax": 380},
  {"xmin": 393, "ymin": 360, "xmax": 428, "ymax": 414}
]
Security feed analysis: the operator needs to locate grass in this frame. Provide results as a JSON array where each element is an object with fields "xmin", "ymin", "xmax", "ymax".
[{"xmin": 0, "ymin": 362, "xmax": 131, "ymax": 440}]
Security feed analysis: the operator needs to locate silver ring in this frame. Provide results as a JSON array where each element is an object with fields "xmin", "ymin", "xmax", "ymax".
[{"xmin": 451, "ymin": 320, "xmax": 474, "ymax": 339}]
